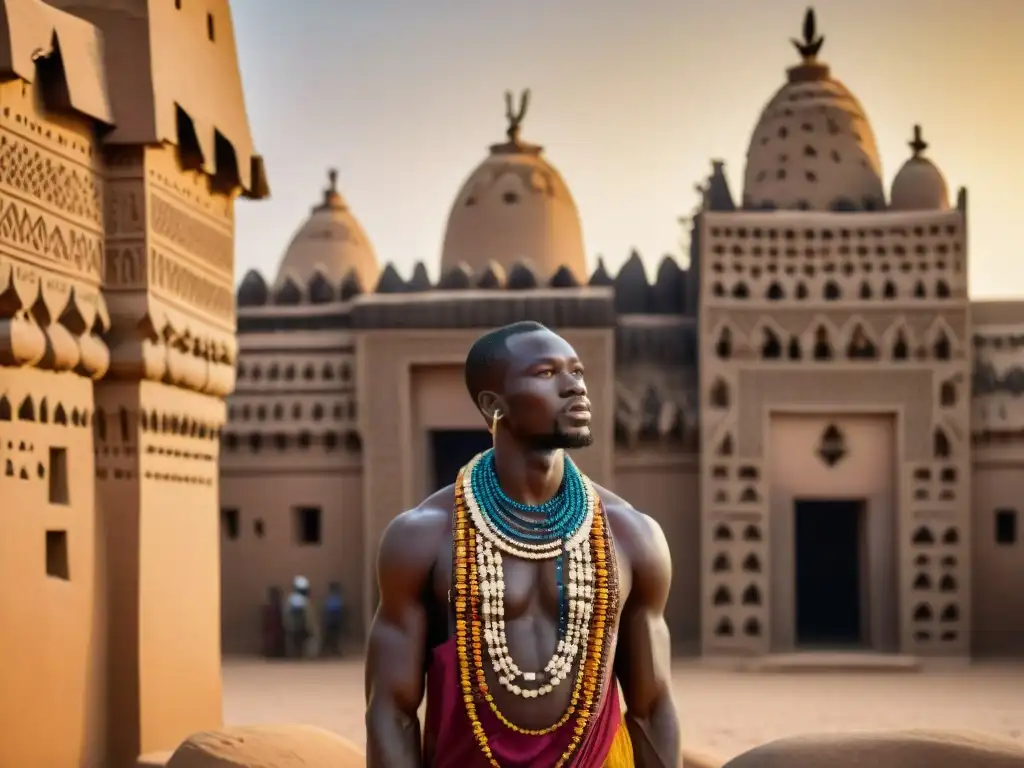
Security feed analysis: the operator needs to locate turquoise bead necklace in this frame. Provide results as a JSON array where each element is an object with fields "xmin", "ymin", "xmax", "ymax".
[{"xmin": 470, "ymin": 449, "xmax": 588, "ymax": 638}]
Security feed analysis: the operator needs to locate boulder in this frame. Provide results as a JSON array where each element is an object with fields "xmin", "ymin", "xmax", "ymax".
[
  {"xmin": 722, "ymin": 729, "xmax": 1024, "ymax": 768},
  {"xmin": 164, "ymin": 724, "xmax": 364, "ymax": 768}
]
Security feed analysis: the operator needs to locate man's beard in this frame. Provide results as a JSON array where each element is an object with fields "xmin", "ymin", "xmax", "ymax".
[{"xmin": 522, "ymin": 422, "xmax": 594, "ymax": 451}]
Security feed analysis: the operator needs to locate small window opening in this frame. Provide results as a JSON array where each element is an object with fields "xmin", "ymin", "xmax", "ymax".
[
  {"xmin": 221, "ymin": 508, "xmax": 240, "ymax": 540},
  {"xmin": 995, "ymin": 509, "xmax": 1017, "ymax": 545},
  {"xmin": 294, "ymin": 506, "xmax": 322, "ymax": 545},
  {"xmin": 46, "ymin": 530, "xmax": 70, "ymax": 580},
  {"xmin": 48, "ymin": 447, "xmax": 69, "ymax": 505}
]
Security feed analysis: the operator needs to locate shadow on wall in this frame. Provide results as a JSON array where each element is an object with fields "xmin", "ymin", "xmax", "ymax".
[{"xmin": 138, "ymin": 726, "xmax": 1024, "ymax": 768}]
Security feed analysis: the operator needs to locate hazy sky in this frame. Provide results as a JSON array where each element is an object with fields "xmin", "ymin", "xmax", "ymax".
[{"xmin": 230, "ymin": 0, "xmax": 1024, "ymax": 299}]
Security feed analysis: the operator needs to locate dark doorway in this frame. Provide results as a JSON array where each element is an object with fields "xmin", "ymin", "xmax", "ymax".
[
  {"xmin": 430, "ymin": 430, "xmax": 492, "ymax": 492},
  {"xmin": 794, "ymin": 498, "xmax": 865, "ymax": 647}
]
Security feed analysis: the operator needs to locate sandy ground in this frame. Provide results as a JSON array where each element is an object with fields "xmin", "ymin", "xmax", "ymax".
[{"xmin": 222, "ymin": 656, "xmax": 1024, "ymax": 763}]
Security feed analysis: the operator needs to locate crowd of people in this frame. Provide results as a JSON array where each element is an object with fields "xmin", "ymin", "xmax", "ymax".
[{"xmin": 261, "ymin": 576, "xmax": 347, "ymax": 659}]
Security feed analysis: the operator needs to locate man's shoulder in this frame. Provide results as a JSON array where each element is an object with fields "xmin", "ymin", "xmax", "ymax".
[
  {"xmin": 591, "ymin": 483, "xmax": 662, "ymax": 539},
  {"xmin": 591, "ymin": 482, "xmax": 670, "ymax": 571},
  {"xmin": 379, "ymin": 485, "xmax": 455, "ymax": 558}
]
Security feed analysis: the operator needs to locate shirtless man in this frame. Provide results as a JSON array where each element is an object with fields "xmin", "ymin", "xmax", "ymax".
[{"xmin": 365, "ymin": 321, "xmax": 679, "ymax": 767}]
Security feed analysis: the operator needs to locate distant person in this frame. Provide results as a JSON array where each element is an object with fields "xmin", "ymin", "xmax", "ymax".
[
  {"xmin": 261, "ymin": 585, "xmax": 285, "ymax": 658},
  {"xmin": 321, "ymin": 581, "xmax": 346, "ymax": 657},
  {"xmin": 284, "ymin": 576, "xmax": 319, "ymax": 659}
]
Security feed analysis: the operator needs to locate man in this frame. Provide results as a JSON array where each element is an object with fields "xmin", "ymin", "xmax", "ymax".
[
  {"xmin": 365, "ymin": 321, "xmax": 679, "ymax": 767},
  {"xmin": 261, "ymin": 585, "xmax": 285, "ymax": 658},
  {"xmin": 284, "ymin": 575, "xmax": 318, "ymax": 659},
  {"xmin": 321, "ymin": 581, "xmax": 346, "ymax": 656}
]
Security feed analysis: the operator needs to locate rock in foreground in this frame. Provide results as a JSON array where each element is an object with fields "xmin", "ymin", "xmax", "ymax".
[{"xmin": 164, "ymin": 724, "xmax": 364, "ymax": 768}]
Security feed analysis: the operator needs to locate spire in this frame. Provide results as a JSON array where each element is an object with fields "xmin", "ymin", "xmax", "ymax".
[
  {"xmin": 786, "ymin": 7, "xmax": 830, "ymax": 83},
  {"xmin": 909, "ymin": 125, "xmax": 928, "ymax": 158},
  {"xmin": 791, "ymin": 7, "xmax": 825, "ymax": 61},
  {"xmin": 316, "ymin": 167, "xmax": 345, "ymax": 211}
]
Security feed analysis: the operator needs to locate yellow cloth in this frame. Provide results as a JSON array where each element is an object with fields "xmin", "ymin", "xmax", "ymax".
[{"xmin": 603, "ymin": 717, "xmax": 635, "ymax": 767}]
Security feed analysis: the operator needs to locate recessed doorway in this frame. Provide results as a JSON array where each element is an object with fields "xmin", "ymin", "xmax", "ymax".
[
  {"xmin": 794, "ymin": 498, "xmax": 866, "ymax": 647},
  {"xmin": 430, "ymin": 430, "xmax": 492, "ymax": 492}
]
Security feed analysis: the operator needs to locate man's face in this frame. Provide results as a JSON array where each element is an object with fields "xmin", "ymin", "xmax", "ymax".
[{"xmin": 498, "ymin": 330, "xmax": 593, "ymax": 451}]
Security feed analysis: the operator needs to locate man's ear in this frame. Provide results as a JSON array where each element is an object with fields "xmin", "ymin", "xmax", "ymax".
[{"xmin": 477, "ymin": 391, "xmax": 500, "ymax": 423}]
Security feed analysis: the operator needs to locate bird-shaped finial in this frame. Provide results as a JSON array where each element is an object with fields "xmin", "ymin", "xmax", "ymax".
[
  {"xmin": 909, "ymin": 125, "xmax": 928, "ymax": 158},
  {"xmin": 791, "ymin": 7, "xmax": 825, "ymax": 61}
]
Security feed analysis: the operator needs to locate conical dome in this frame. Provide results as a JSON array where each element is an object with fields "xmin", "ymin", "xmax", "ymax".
[
  {"xmin": 742, "ymin": 9, "xmax": 885, "ymax": 212},
  {"xmin": 273, "ymin": 169, "xmax": 380, "ymax": 293},
  {"xmin": 440, "ymin": 91, "xmax": 587, "ymax": 284}
]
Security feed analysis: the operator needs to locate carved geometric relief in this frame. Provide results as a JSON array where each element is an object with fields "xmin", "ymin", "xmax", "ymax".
[
  {"xmin": 0, "ymin": 135, "xmax": 102, "ymax": 224},
  {"xmin": 816, "ymin": 423, "xmax": 847, "ymax": 467},
  {"xmin": 939, "ymin": 379, "xmax": 957, "ymax": 407},
  {"xmin": 713, "ymin": 524, "xmax": 733, "ymax": 541},
  {"xmin": 105, "ymin": 246, "xmax": 146, "ymax": 288},
  {"xmin": 846, "ymin": 324, "xmax": 878, "ymax": 359},
  {"xmin": 913, "ymin": 603, "xmax": 933, "ymax": 621},
  {"xmin": 0, "ymin": 195, "xmax": 103, "ymax": 279},
  {"xmin": 149, "ymin": 249, "xmax": 234, "ymax": 322},
  {"xmin": 741, "ymin": 584, "xmax": 762, "ymax": 605},
  {"xmin": 891, "ymin": 329, "xmax": 910, "ymax": 360},
  {"xmin": 761, "ymin": 327, "xmax": 782, "ymax": 359},
  {"xmin": 912, "ymin": 525, "xmax": 935, "ymax": 545},
  {"xmin": 150, "ymin": 193, "xmax": 233, "ymax": 274},
  {"xmin": 742, "ymin": 524, "xmax": 762, "ymax": 541},
  {"xmin": 715, "ymin": 327, "xmax": 732, "ymax": 359},
  {"xmin": 709, "ymin": 378, "xmax": 729, "ymax": 409},
  {"xmin": 787, "ymin": 336, "xmax": 801, "ymax": 359},
  {"xmin": 741, "ymin": 553, "xmax": 761, "ymax": 572},
  {"xmin": 812, "ymin": 325, "xmax": 833, "ymax": 360}
]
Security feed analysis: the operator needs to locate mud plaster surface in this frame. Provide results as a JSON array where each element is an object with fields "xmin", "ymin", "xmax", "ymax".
[{"xmin": 221, "ymin": 657, "xmax": 1024, "ymax": 763}]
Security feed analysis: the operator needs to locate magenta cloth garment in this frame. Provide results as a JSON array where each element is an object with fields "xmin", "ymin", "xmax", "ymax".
[{"xmin": 424, "ymin": 637, "xmax": 622, "ymax": 767}]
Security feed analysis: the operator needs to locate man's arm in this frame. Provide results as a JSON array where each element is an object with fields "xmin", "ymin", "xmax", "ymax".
[
  {"xmin": 615, "ymin": 512, "xmax": 680, "ymax": 767},
  {"xmin": 365, "ymin": 508, "xmax": 444, "ymax": 768}
]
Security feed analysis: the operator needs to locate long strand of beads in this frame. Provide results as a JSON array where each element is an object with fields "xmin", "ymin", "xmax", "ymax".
[
  {"xmin": 454, "ymin": 460, "xmax": 618, "ymax": 765},
  {"xmin": 477, "ymin": 538, "xmax": 594, "ymax": 697}
]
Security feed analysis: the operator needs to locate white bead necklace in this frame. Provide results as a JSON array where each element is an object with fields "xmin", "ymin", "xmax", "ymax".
[{"xmin": 462, "ymin": 452, "xmax": 598, "ymax": 699}]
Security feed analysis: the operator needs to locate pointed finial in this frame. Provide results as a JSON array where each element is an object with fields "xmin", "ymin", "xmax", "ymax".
[
  {"xmin": 909, "ymin": 125, "xmax": 928, "ymax": 158},
  {"xmin": 791, "ymin": 7, "xmax": 825, "ymax": 60},
  {"xmin": 504, "ymin": 89, "xmax": 531, "ymax": 144},
  {"xmin": 327, "ymin": 168, "xmax": 338, "ymax": 192}
]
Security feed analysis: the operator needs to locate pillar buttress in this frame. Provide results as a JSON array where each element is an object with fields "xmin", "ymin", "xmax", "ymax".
[{"xmin": 98, "ymin": 145, "xmax": 237, "ymax": 767}]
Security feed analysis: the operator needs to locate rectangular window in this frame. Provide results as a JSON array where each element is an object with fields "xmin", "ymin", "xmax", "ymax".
[
  {"xmin": 46, "ymin": 530, "xmax": 69, "ymax": 580},
  {"xmin": 221, "ymin": 508, "xmax": 240, "ymax": 540},
  {"xmin": 294, "ymin": 506, "xmax": 322, "ymax": 545},
  {"xmin": 995, "ymin": 508, "xmax": 1017, "ymax": 545},
  {"xmin": 48, "ymin": 447, "xmax": 69, "ymax": 505}
]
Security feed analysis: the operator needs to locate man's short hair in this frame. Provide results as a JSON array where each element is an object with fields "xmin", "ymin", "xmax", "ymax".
[{"xmin": 464, "ymin": 321, "xmax": 549, "ymax": 404}]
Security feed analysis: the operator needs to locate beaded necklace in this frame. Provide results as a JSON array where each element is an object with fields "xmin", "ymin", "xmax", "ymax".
[
  {"xmin": 452, "ymin": 453, "xmax": 619, "ymax": 768},
  {"xmin": 469, "ymin": 449, "xmax": 590, "ymax": 641}
]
